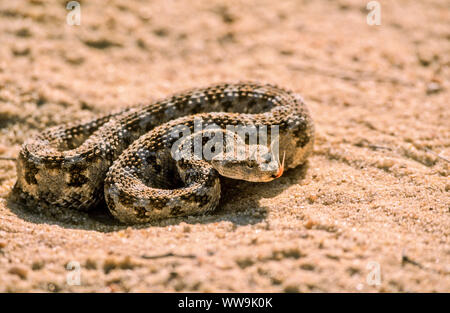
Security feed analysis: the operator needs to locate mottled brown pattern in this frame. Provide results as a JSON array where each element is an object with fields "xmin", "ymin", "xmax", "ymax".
[{"xmin": 13, "ymin": 82, "xmax": 314, "ymax": 224}]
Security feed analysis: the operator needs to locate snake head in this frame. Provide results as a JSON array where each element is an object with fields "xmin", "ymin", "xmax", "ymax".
[{"xmin": 211, "ymin": 146, "xmax": 285, "ymax": 182}]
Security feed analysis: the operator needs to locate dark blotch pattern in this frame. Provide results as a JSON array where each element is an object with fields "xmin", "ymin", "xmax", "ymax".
[{"xmin": 14, "ymin": 82, "xmax": 314, "ymax": 224}]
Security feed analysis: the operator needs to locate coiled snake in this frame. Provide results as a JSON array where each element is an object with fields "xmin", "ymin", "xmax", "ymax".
[{"xmin": 13, "ymin": 82, "xmax": 314, "ymax": 224}]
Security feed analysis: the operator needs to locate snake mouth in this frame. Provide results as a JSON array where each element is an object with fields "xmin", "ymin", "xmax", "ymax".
[{"xmin": 272, "ymin": 151, "xmax": 285, "ymax": 179}]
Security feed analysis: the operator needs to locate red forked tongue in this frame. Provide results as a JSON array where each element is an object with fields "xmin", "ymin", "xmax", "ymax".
[{"xmin": 274, "ymin": 151, "xmax": 285, "ymax": 179}]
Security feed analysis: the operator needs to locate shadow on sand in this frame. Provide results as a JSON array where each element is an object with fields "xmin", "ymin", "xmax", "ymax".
[{"xmin": 7, "ymin": 163, "xmax": 309, "ymax": 232}]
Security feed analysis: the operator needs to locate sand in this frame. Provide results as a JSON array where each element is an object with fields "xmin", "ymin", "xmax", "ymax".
[{"xmin": 0, "ymin": 0, "xmax": 448, "ymax": 292}]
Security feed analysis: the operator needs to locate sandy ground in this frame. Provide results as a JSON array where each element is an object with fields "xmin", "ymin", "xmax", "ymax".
[{"xmin": 0, "ymin": 0, "xmax": 449, "ymax": 292}]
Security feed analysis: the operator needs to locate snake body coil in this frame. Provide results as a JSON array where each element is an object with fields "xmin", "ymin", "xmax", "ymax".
[{"xmin": 13, "ymin": 82, "xmax": 314, "ymax": 224}]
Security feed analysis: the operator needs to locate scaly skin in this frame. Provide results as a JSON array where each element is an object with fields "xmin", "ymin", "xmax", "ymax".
[{"xmin": 13, "ymin": 82, "xmax": 314, "ymax": 224}]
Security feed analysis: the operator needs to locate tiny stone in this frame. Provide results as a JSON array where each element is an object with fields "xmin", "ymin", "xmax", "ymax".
[
  {"xmin": 307, "ymin": 194, "xmax": 317, "ymax": 203},
  {"xmin": 426, "ymin": 82, "xmax": 442, "ymax": 94},
  {"xmin": 376, "ymin": 157, "xmax": 395, "ymax": 169},
  {"xmin": 32, "ymin": 261, "xmax": 44, "ymax": 271},
  {"xmin": 304, "ymin": 219, "xmax": 315, "ymax": 229}
]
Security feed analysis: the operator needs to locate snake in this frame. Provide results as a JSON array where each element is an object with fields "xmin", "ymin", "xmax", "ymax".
[{"xmin": 12, "ymin": 82, "xmax": 314, "ymax": 224}]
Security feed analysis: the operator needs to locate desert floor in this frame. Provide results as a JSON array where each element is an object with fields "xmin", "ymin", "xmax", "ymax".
[{"xmin": 0, "ymin": 0, "xmax": 448, "ymax": 292}]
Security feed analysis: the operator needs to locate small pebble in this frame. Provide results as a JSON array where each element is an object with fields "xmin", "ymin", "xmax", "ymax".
[
  {"xmin": 307, "ymin": 194, "xmax": 317, "ymax": 203},
  {"xmin": 304, "ymin": 220, "xmax": 315, "ymax": 229},
  {"xmin": 32, "ymin": 261, "xmax": 44, "ymax": 271},
  {"xmin": 376, "ymin": 157, "xmax": 395, "ymax": 169},
  {"xmin": 426, "ymin": 82, "xmax": 442, "ymax": 94}
]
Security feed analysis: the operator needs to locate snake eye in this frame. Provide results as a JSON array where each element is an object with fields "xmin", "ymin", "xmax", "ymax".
[{"xmin": 246, "ymin": 162, "xmax": 256, "ymax": 169}]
